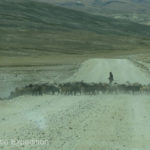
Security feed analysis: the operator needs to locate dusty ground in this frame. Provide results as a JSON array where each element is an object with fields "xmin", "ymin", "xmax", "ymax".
[
  {"xmin": 0, "ymin": 64, "xmax": 78, "ymax": 98},
  {"xmin": 1, "ymin": 51, "xmax": 150, "ymax": 150},
  {"xmin": 1, "ymin": 51, "xmax": 150, "ymax": 98},
  {"xmin": 0, "ymin": 94, "xmax": 150, "ymax": 150}
]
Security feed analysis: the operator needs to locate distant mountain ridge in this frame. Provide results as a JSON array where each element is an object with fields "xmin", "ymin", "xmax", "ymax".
[{"xmin": 34, "ymin": 0, "xmax": 150, "ymax": 25}]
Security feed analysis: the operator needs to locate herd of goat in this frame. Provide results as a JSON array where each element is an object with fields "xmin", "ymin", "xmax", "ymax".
[{"xmin": 1, "ymin": 81, "xmax": 150, "ymax": 99}]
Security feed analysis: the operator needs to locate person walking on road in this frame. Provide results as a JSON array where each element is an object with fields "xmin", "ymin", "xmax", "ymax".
[{"xmin": 109, "ymin": 72, "xmax": 114, "ymax": 84}]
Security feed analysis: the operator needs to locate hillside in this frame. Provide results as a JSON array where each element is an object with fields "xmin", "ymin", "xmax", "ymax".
[
  {"xmin": 35, "ymin": 0, "xmax": 150, "ymax": 25},
  {"xmin": 0, "ymin": 0, "xmax": 150, "ymax": 56}
]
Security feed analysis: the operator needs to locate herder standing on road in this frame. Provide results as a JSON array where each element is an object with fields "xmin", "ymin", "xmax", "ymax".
[{"xmin": 109, "ymin": 72, "xmax": 114, "ymax": 84}]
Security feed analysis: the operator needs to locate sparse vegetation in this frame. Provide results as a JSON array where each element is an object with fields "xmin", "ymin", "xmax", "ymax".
[
  {"xmin": 38, "ymin": 0, "xmax": 150, "ymax": 25},
  {"xmin": 0, "ymin": 0, "xmax": 150, "ymax": 56}
]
